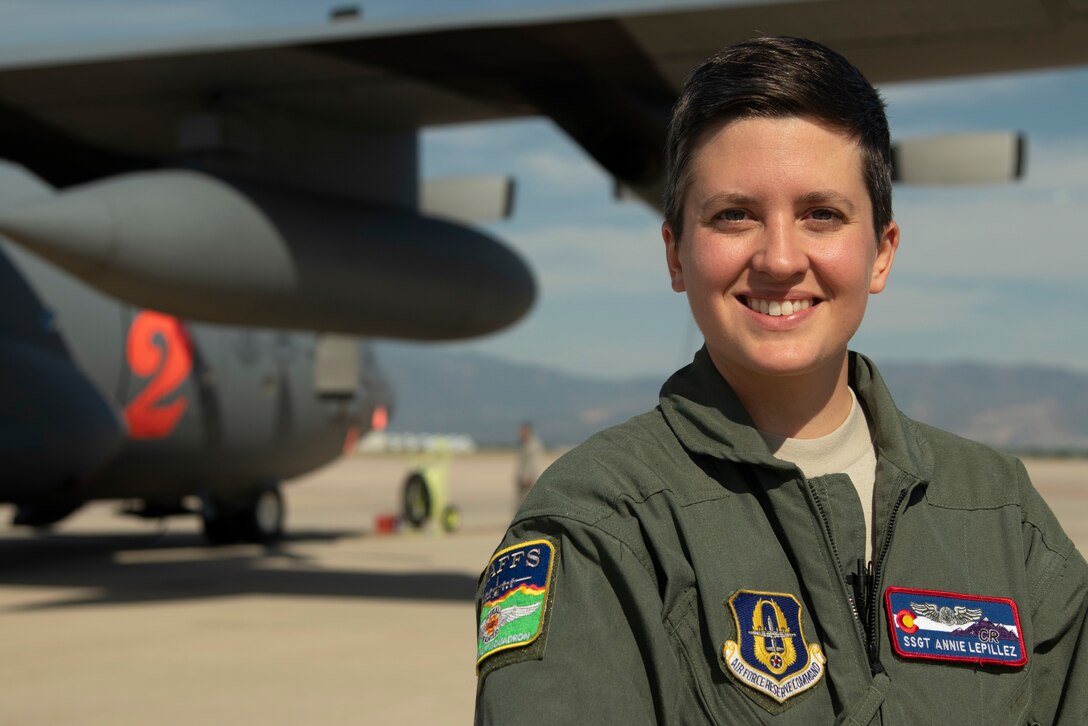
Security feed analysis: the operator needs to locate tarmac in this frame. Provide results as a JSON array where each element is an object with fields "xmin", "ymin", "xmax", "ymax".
[{"xmin": 0, "ymin": 453, "xmax": 1084, "ymax": 726}]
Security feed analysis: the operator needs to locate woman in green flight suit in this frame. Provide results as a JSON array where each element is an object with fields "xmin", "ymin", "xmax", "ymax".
[{"xmin": 474, "ymin": 36, "xmax": 1087, "ymax": 725}]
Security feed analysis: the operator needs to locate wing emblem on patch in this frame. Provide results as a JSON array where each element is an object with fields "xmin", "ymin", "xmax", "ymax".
[
  {"xmin": 910, "ymin": 601, "xmax": 982, "ymax": 627},
  {"xmin": 476, "ymin": 539, "xmax": 556, "ymax": 669},
  {"xmin": 750, "ymin": 598, "xmax": 798, "ymax": 675},
  {"xmin": 480, "ymin": 602, "xmax": 542, "ymax": 643}
]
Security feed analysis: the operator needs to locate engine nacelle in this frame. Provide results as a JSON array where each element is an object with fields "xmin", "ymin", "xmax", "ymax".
[{"xmin": 0, "ymin": 170, "xmax": 535, "ymax": 340}]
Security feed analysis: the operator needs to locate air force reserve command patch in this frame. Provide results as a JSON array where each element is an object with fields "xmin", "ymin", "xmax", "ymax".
[
  {"xmin": 476, "ymin": 539, "xmax": 556, "ymax": 672},
  {"xmin": 886, "ymin": 586, "xmax": 1027, "ymax": 667},
  {"xmin": 723, "ymin": 589, "xmax": 826, "ymax": 703}
]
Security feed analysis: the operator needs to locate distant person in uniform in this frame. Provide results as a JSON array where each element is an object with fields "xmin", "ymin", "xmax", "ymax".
[
  {"xmin": 474, "ymin": 36, "xmax": 1087, "ymax": 724},
  {"xmin": 515, "ymin": 421, "xmax": 544, "ymax": 503}
]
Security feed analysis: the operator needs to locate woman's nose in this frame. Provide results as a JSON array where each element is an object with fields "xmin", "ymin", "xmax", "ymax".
[{"xmin": 751, "ymin": 219, "xmax": 808, "ymax": 280}]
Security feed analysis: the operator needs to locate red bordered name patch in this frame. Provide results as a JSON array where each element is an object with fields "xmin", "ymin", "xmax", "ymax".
[{"xmin": 885, "ymin": 586, "xmax": 1026, "ymax": 667}]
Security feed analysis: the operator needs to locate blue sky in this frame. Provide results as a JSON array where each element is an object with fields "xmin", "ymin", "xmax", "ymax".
[
  {"xmin": 428, "ymin": 66, "xmax": 1088, "ymax": 379},
  {"xmin": 1, "ymin": 1, "xmax": 1086, "ymax": 380}
]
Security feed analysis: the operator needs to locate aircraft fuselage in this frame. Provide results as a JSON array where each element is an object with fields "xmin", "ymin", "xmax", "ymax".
[{"xmin": 1, "ymin": 237, "xmax": 389, "ymax": 537}]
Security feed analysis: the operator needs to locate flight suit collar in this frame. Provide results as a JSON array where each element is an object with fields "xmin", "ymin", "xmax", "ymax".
[
  {"xmin": 848, "ymin": 351, "xmax": 934, "ymax": 485},
  {"xmin": 658, "ymin": 347, "xmax": 934, "ymax": 484},
  {"xmin": 657, "ymin": 346, "xmax": 785, "ymax": 470}
]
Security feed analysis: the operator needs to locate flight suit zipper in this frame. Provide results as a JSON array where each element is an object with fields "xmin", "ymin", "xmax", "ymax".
[
  {"xmin": 864, "ymin": 485, "xmax": 912, "ymax": 672},
  {"xmin": 805, "ymin": 480, "xmax": 871, "ymax": 657},
  {"xmin": 809, "ymin": 478, "xmax": 918, "ymax": 676},
  {"xmin": 847, "ymin": 558, "xmax": 873, "ymax": 649}
]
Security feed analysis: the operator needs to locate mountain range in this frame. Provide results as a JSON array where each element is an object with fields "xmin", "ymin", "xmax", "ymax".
[
  {"xmin": 374, "ymin": 343, "xmax": 1088, "ymax": 453},
  {"xmin": 953, "ymin": 618, "xmax": 1019, "ymax": 641}
]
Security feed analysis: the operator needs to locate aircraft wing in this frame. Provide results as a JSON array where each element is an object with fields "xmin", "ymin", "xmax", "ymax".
[
  {"xmin": 0, "ymin": 0, "xmax": 1084, "ymax": 337},
  {"xmin": 2, "ymin": 0, "xmax": 1087, "ymax": 195}
]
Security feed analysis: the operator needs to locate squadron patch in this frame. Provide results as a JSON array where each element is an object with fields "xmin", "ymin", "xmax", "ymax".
[
  {"xmin": 723, "ymin": 590, "xmax": 826, "ymax": 703},
  {"xmin": 885, "ymin": 586, "xmax": 1026, "ymax": 667},
  {"xmin": 476, "ymin": 539, "xmax": 555, "ymax": 669}
]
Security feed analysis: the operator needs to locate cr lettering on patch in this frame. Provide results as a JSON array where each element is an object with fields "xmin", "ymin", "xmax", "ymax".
[{"xmin": 476, "ymin": 539, "xmax": 555, "ymax": 668}]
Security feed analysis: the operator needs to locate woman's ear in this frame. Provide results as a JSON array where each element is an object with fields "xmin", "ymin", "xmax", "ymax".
[
  {"xmin": 869, "ymin": 220, "xmax": 899, "ymax": 294},
  {"xmin": 663, "ymin": 222, "xmax": 686, "ymax": 292}
]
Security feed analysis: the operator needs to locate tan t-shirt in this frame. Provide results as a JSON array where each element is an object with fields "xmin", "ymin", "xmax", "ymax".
[{"xmin": 758, "ymin": 389, "xmax": 877, "ymax": 562}]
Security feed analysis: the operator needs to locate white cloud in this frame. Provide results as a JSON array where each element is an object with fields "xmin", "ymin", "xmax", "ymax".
[
  {"xmin": 893, "ymin": 185, "xmax": 1088, "ymax": 282},
  {"xmin": 863, "ymin": 283, "xmax": 997, "ymax": 332},
  {"xmin": 506, "ymin": 220, "xmax": 666, "ymax": 293},
  {"xmin": 424, "ymin": 118, "xmax": 618, "ymax": 206},
  {"xmin": 882, "ymin": 71, "xmax": 1042, "ymax": 109},
  {"xmin": 515, "ymin": 149, "xmax": 609, "ymax": 192},
  {"xmin": 1023, "ymin": 137, "xmax": 1088, "ymax": 189},
  {"xmin": 422, "ymin": 122, "xmax": 511, "ymax": 152}
]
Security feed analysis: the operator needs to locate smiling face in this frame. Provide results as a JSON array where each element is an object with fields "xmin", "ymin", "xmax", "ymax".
[{"xmin": 663, "ymin": 116, "xmax": 898, "ymax": 392}]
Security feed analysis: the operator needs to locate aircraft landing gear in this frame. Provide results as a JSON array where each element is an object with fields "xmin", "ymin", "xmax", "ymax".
[{"xmin": 202, "ymin": 484, "xmax": 285, "ymax": 545}]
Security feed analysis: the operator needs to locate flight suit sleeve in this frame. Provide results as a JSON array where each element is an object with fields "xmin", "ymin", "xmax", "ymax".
[
  {"xmin": 474, "ymin": 516, "xmax": 681, "ymax": 725},
  {"xmin": 1017, "ymin": 464, "xmax": 1088, "ymax": 725},
  {"xmin": 1031, "ymin": 550, "xmax": 1088, "ymax": 725}
]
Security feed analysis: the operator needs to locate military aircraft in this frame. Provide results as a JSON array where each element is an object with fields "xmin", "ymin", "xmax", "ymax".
[
  {"xmin": 0, "ymin": 155, "xmax": 534, "ymax": 542},
  {"xmin": 2, "ymin": 0, "xmax": 1087, "ymax": 542}
]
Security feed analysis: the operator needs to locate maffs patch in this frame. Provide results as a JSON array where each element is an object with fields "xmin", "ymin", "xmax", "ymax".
[
  {"xmin": 885, "ymin": 586, "xmax": 1026, "ymax": 667},
  {"xmin": 477, "ymin": 539, "xmax": 554, "ymax": 667},
  {"xmin": 723, "ymin": 589, "xmax": 826, "ymax": 703}
]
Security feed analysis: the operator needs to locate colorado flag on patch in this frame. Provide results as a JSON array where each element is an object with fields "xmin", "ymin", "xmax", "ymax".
[{"xmin": 885, "ymin": 586, "xmax": 1026, "ymax": 667}]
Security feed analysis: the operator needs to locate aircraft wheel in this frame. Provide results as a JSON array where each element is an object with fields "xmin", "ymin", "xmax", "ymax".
[
  {"xmin": 201, "ymin": 498, "xmax": 241, "ymax": 545},
  {"xmin": 441, "ymin": 504, "xmax": 462, "ymax": 533},
  {"xmin": 239, "ymin": 486, "xmax": 285, "ymax": 543},
  {"xmin": 402, "ymin": 472, "xmax": 431, "ymax": 528},
  {"xmin": 201, "ymin": 486, "xmax": 284, "ymax": 545}
]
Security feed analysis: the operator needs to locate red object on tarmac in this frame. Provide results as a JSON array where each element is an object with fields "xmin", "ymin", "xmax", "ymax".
[{"xmin": 374, "ymin": 514, "xmax": 400, "ymax": 534}]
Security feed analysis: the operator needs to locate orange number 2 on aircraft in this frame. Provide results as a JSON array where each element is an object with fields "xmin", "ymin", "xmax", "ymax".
[{"xmin": 123, "ymin": 311, "xmax": 193, "ymax": 439}]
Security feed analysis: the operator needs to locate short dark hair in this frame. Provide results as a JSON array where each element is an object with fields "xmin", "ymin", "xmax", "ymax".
[{"xmin": 663, "ymin": 36, "xmax": 892, "ymax": 239}]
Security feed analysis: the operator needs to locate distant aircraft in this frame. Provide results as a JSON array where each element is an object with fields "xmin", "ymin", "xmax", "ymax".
[{"xmin": 2, "ymin": 0, "xmax": 1087, "ymax": 541}]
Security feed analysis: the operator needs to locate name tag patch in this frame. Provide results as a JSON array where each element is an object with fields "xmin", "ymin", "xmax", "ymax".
[
  {"xmin": 885, "ymin": 586, "xmax": 1026, "ymax": 667},
  {"xmin": 723, "ymin": 589, "xmax": 826, "ymax": 703},
  {"xmin": 476, "ymin": 539, "xmax": 555, "ymax": 668}
]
